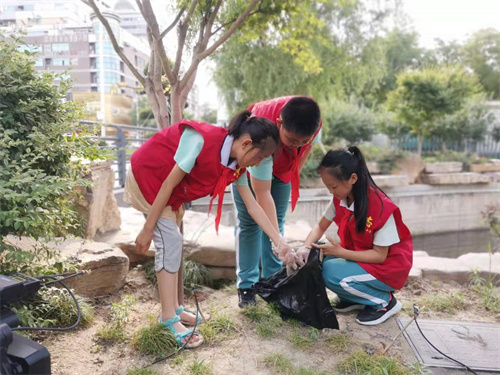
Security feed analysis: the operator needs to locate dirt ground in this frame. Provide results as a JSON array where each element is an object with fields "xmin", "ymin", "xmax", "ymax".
[{"xmin": 39, "ymin": 267, "xmax": 499, "ymax": 375}]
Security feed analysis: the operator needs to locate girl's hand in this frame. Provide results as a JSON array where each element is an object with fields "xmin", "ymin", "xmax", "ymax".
[
  {"xmin": 135, "ymin": 228, "xmax": 154, "ymax": 254},
  {"xmin": 314, "ymin": 236, "xmax": 345, "ymax": 258},
  {"xmin": 278, "ymin": 241, "xmax": 297, "ymax": 266},
  {"xmin": 295, "ymin": 246, "xmax": 311, "ymax": 267}
]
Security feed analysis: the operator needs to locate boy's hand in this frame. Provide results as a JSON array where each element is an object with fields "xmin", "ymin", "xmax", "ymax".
[
  {"xmin": 135, "ymin": 228, "xmax": 153, "ymax": 254},
  {"xmin": 314, "ymin": 236, "xmax": 345, "ymax": 258}
]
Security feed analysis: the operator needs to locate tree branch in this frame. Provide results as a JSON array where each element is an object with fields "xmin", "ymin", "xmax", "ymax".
[
  {"xmin": 173, "ymin": 0, "xmax": 199, "ymax": 78},
  {"xmin": 141, "ymin": 0, "xmax": 176, "ymax": 84},
  {"xmin": 83, "ymin": 0, "xmax": 145, "ymax": 86},
  {"xmin": 160, "ymin": 6, "xmax": 186, "ymax": 39},
  {"xmin": 211, "ymin": 5, "xmax": 263, "ymax": 36},
  {"xmin": 179, "ymin": 0, "xmax": 260, "ymax": 91}
]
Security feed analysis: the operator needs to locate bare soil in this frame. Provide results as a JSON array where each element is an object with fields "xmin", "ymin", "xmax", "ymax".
[{"xmin": 39, "ymin": 268, "xmax": 499, "ymax": 375}]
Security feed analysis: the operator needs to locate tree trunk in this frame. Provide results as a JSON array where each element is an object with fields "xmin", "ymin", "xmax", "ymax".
[{"xmin": 417, "ymin": 133, "xmax": 423, "ymax": 157}]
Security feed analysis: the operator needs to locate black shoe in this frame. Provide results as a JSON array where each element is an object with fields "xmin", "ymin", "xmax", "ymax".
[
  {"xmin": 355, "ymin": 294, "xmax": 402, "ymax": 326},
  {"xmin": 332, "ymin": 298, "xmax": 364, "ymax": 313},
  {"xmin": 238, "ymin": 288, "xmax": 256, "ymax": 308}
]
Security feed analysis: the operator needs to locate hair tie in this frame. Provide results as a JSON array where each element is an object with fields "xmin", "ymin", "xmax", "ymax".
[{"xmin": 246, "ymin": 113, "xmax": 255, "ymax": 122}]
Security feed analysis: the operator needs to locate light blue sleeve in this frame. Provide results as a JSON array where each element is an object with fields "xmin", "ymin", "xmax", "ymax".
[
  {"xmin": 173, "ymin": 127, "xmax": 204, "ymax": 173},
  {"xmin": 235, "ymin": 172, "xmax": 248, "ymax": 186},
  {"xmin": 311, "ymin": 129, "xmax": 322, "ymax": 145},
  {"xmin": 247, "ymin": 156, "xmax": 273, "ymax": 181}
]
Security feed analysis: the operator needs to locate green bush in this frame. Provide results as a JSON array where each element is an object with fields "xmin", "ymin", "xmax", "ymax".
[
  {"xmin": 322, "ymin": 99, "xmax": 376, "ymax": 145},
  {"xmin": 300, "ymin": 145, "xmax": 325, "ymax": 181},
  {"xmin": 0, "ymin": 36, "xmax": 104, "ymax": 274},
  {"xmin": 359, "ymin": 144, "xmax": 410, "ymax": 174}
]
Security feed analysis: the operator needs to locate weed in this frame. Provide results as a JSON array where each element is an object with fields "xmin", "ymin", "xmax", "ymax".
[
  {"xmin": 198, "ymin": 314, "xmax": 237, "ymax": 344},
  {"xmin": 326, "ymin": 334, "xmax": 349, "ymax": 353},
  {"xmin": 337, "ymin": 350, "xmax": 412, "ymax": 375},
  {"xmin": 95, "ymin": 325, "xmax": 127, "ymax": 344},
  {"xmin": 183, "ymin": 260, "xmax": 213, "ymax": 289},
  {"xmin": 262, "ymin": 353, "xmax": 329, "ymax": 375},
  {"xmin": 417, "ymin": 292, "xmax": 466, "ymax": 313},
  {"xmin": 171, "ymin": 352, "xmax": 186, "ymax": 366},
  {"xmin": 126, "ymin": 367, "xmax": 159, "ymax": 375},
  {"xmin": 189, "ymin": 359, "xmax": 213, "ymax": 375},
  {"xmin": 288, "ymin": 328, "xmax": 319, "ymax": 350},
  {"xmin": 470, "ymin": 269, "xmax": 500, "ymax": 313},
  {"xmin": 241, "ymin": 305, "xmax": 269, "ymax": 322},
  {"xmin": 132, "ymin": 322, "xmax": 178, "ymax": 356},
  {"xmin": 12, "ymin": 286, "xmax": 94, "ymax": 329},
  {"xmin": 256, "ymin": 322, "xmax": 275, "ymax": 338}
]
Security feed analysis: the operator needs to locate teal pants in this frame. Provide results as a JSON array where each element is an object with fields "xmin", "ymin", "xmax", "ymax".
[
  {"xmin": 232, "ymin": 177, "xmax": 291, "ymax": 289},
  {"xmin": 322, "ymin": 257, "xmax": 393, "ymax": 310}
]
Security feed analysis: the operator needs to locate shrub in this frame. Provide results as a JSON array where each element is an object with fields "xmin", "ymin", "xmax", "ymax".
[{"xmin": 0, "ymin": 36, "xmax": 104, "ymax": 273}]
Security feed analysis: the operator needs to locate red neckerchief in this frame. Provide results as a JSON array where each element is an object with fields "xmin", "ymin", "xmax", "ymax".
[
  {"xmin": 208, "ymin": 167, "xmax": 240, "ymax": 233},
  {"xmin": 290, "ymin": 148, "xmax": 300, "ymax": 211}
]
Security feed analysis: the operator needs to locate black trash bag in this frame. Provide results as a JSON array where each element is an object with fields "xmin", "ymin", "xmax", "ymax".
[{"xmin": 253, "ymin": 246, "xmax": 339, "ymax": 330}]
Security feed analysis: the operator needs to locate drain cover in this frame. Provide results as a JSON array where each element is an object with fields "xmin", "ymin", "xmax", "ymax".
[{"xmin": 396, "ymin": 318, "xmax": 500, "ymax": 372}]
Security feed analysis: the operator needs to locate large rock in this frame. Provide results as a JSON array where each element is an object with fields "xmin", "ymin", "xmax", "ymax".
[
  {"xmin": 396, "ymin": 154, "xmax": 425, "ymax": 184},
  {"xmin": 77, "ymin": 160, "xmax": 121, "ymax": 239},
  {"xmin": 372, "ymin": 175, "xmax": 409, "ymax": 188},
  {"xmin": 366, "ymin": 161, "xmax": 380, "ymax": 175},
  {"xmin": 469, "ymin": 163, "xmax": 500, "ymax": 173},
  {"xmin": 4, "ymin": 236, "xmax": 129, "ymax": 297},
  {"xmin": 55, "ymin": 239, "xmax": 129, "ymax": 297},
  {"xmin": 421, "ymin": 172, "xmax": 490, "ymax": 185},
  {"xmin": 209, "ymin": 266, "xmax": 237, "ymax": 281},
  {"xmin": 186, "ymin": 224, "xmax": 236, "ymax": 267},
  {"xmin": 425, "ymin": 162, "xmax": 463, "ymax": 174}
]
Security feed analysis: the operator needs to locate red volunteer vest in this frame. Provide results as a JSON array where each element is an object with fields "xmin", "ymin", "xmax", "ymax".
[
  {"xmin": 332, "ymin": 188, "xmax": 413, "ymax": 290},
  {"xmin": 248, "ymin": 96, "xmax": 321, "ymax": 211},
  {"xmin": 130, "ymin": 120, "xmax": 245, "ymax": 232}
]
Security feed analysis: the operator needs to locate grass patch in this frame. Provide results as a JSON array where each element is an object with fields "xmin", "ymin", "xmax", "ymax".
[
  {"xmin": 337, "ymin": 350, "xmax": 412, "ymax": 375},
  {"xmin": 188, "ymin": 359, "xmax": 213, "ymax": 375},
  {"xmin": 95, "ymin": 325, "xmax": 127, "ymax": 344},
  {"xmin": 198, "ymin": 314, "xmax": 237, "ymax": 344},
  {"xmin": 470, "ymin": 270, "xmax": 500, "ymax": 314},
  {"xmin": 287, "ymin": 328, "xmax": 319, "ymax": 350},
  {"xmin": 94, "ymin": 295, "xmax": 136, "ymax": 344},
  {"xmin": 417, "ymin": 293, "xmax": 467, "ymax": 313},
  {"xmin": 144, "ymin": 260, "xmax": 214, "ymax": 289},
  {"xmin": 256, "ymin": 321, "xmax": 275, "ymax": 338},
  {"xmin": 132, "ymin": 321, "xmax": 178, "ymax": 356},
  {"xmin": 126, "ymin": 367, "xmax": 159, "ymax": 375},
  {"xmin": 326, "ymin": 334, "xmax": 350, "ymax": 353},
  {"xmin": 12, "ymin": 286, "xmax": 94, "ymax": 329},
  {"xmin": 240, "ymin": 305, "xmax": 270, "ymax": 322},
  {"xmin": 262, "ymin": 353, "xmax": 329, "ymax": 375}
]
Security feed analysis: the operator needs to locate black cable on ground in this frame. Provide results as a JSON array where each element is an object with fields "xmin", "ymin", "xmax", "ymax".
[
  {"xmin": 12, "ymin": 274, "xmax": 82, "ymax": 332},
  {"xmin": 413, "ymin": 305, "xmax": 478, "ymax": 375}
]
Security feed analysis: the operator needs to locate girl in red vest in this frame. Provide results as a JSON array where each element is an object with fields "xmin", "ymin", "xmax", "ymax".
[
  {"xmin": 124, "ymin": 111, "xmax": 294, "ymax": 348},
  {"xmin": 297, "ymin": 146, "xmax": 413, "ymax": 326},
  {"xmin": 233, "ymin": 96, "xmax": 322, "ymax": 308}
]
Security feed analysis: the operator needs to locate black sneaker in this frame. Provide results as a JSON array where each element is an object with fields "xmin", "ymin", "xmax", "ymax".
[
  {"xmin": 355, "ymin": 294, "xmax": 402, "ymax": 326},
  {"xmin": 332, "ymin": 298, "xmax": 364, "ymax": 313},
  {"xmin": 238, "ymin": 288, "xmax": 256, "ymax": 308}
]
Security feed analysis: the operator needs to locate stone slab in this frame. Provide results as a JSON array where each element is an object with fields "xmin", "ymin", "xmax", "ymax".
[
  {"xmin": 468, "ymin": 163, "xmax": 500, "ymax": 173},
  {"xmin": 397, "ymin": 318, "xmax": 500, "ymax": 371},
  {"xmin": 421, "ymin": 172, "xmax": 490, "ymax": 185},
  {"xmin": 412, "ymin": 252, "xmax": 500, "ymax": 285},
  {"xmin": 366, "ymin": 161, "xmax": 380, "ymax": 174},
  {"xmin": 372, "ymin": 175, "xmax": 409, "ymax": 188},
  {"xmin": 425, "ymin": 162, "xmax": 463, "ymax": 174}
]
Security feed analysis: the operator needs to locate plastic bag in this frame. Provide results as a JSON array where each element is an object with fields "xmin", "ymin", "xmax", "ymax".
[{"xmin": 253, "ymin": 246, "xmax": 339, "ymax": 330}]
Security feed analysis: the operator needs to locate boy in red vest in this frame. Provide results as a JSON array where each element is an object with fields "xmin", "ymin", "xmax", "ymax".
[
  {"xmin": 125, "ymin": 111, "xmax": 294, "ymax": 348},
  {"xmin": 298, "ymin": 146, "xmax": 413, "ymax": 325},
  {"xmin": 233, "ymin": 96, "xmax": 322, "ymax": 308}
]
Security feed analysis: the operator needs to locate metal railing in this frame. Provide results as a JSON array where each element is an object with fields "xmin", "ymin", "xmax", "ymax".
[{"xmin": 80, "ymin": 121, "xmax": 157, "ymax": 187}]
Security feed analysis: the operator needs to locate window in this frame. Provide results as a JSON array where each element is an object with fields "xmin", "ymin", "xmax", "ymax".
[
  {"xmin": 17, "ymin": 44, "xmax": 42, "ymax": 53},
  {"xmin": 35, "ymin": 59, "xmax": 43, "ymax": 67},
  {"xmin": 53, "ymin": 58, "xmax": 70, "ymax": 66},
  {"xmin": 52, "ymin": 43, "xmax": 69, "ymax": 53},
  {"xmin": 45, "ymin": 58, "xmax": 52, "ymax": 66}
]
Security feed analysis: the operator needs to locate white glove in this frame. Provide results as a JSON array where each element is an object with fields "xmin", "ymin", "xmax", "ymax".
[{"xmin": 295, "ymin": 246, "xmax": 311, "ymax": 268}]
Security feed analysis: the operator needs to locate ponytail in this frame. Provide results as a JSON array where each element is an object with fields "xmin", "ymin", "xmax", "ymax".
[
  {"xmin": 319, "ymin": 146, "xmax": 387, "ymax": 233},
  {"xmin": 228, "ymin": 110, "xmax": 279, "ymax": 150}
]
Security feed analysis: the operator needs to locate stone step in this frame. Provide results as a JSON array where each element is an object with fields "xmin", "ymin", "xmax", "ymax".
[
  {"xmin": 421, "ymin": 172, "xmax": 490, "ymax": 185},
  {"xmin": 425, "ymin": 162, "xmax": 463, "ymax": 174}
]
